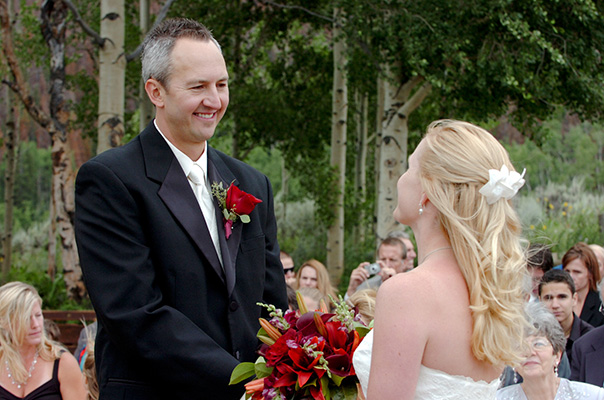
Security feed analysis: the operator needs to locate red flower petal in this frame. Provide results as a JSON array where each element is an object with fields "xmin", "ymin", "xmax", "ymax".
[
  {"xmin": 310, "ymin": 385, "xmax": 326, "ymax": 400},
  {"xmin": 225, "ymin": 183, "xmax": 262, "ymax": 216}
]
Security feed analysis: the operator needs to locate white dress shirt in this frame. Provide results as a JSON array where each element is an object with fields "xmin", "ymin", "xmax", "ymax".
[{"xmin": 155, "ymin": 120, "xmax": 223, "ymax": 267}]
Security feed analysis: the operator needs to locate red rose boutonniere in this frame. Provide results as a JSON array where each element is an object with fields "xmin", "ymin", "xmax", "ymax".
[{"xmin": 211, "ymin": 181, "xmax": 262, "ymax": 239}]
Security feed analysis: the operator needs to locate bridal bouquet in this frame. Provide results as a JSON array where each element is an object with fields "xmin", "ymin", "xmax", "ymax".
[{"xmin": 230, "ymin": 294, "xmax": 370, "ymax": 400}]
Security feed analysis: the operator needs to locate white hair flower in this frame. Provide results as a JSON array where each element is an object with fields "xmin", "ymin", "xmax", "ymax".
[{"xmin": 479, "ymin": 165, "xmax": 526, "ymax": 205}]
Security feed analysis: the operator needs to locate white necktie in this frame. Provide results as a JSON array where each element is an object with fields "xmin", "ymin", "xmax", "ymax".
[{"xmin": 188, "ymin": 164, "xmax": 223, "ymax": 267}]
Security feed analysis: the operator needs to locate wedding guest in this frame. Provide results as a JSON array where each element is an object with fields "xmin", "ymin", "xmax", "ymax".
[
  {"xmin": 44, "ymin": 319, "xmax": 61, "ymax": 342},
  {"xmin": 497, "ymin": 302, "xmax": 604, "ymax": 400},
  {"xmin": 0, "ymin": 282, "xmax": 87, "ymax": 400},
  {"xmin": 538, "ymin": 269, "xmax": 593, "ymax": 365},
  {"xmin": 589, "ymin": 244, "xmax": 604, "ymax": 278},
  {"xmin": 295, "ymin": 259, "xmax": 338, "ymax": 304},
  {"xmin": 563, "ymin": 242, "xmax": 603, "ymax": 327},
  {"xmin": 80, "ymin": 329, "xmax": 99, "ymax": 400},
  {"xmin": 346, "ymin": 289, "xmax": 377, "ymax": 325},
  {"xmin": 570, "ymin": 276, "xmax": 604, "ymax": 387},
  {"xmin": 280, "ymin": 251, "xmax": 297, "ymax": 287},
  {"xmin": 345, "ymin": 237, "xmax": 406, "ymax": 298},
  {"xmin": 286, "ymin": 284, "xmax": 298, "ymax": 311},
  {"xmin": 74, "ymin": 321, "xmax": 97, "ymax": 363},
  {"xmin": 360, "ymin": 120, "xmax": 529, "ymax": 399},
  {"xmin": 527, "ymin": 244, "xmax": 554, "ymax": 301},
  {"xmin": 387, "ymin": 230, "xmax": 416, "ymax": 271},
  {"xmin": 297, "ymin": 287, "xmax": 326, "ymax": 312}
]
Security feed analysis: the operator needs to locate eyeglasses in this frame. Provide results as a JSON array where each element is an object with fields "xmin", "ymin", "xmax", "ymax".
[
  {"xmin": 529, "ymin": 338, "xmax": 552, "ymax": 351},
  {"xmin": 283, "ymin": 267, "xmax": 295, "ymax": 275}
]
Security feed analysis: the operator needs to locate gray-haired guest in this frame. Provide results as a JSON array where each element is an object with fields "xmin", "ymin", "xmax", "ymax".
[{"xmin": 497, "ymin": 302, "xmax": 604, "ymax": 400}]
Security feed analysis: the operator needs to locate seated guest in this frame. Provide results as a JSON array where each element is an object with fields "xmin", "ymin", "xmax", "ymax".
[
  {"xmin": 570, "ymin": 277, "xmax": 604, "ymax": 387},
  {"xmin": 527, "ymin": 244, "xmax": 554, "ymax": 301},
  {"xmin": 387, "ymin": 230, "xmax": 416, "ymax": 271},
  {"xmin": 280, "ymin": 251, "xmax": 297, "ymax": 287},
  {"xmin": 286, "ymin": 285, "xmax": 298, "ymax": 312},
  {"xmin": 539, "ymin": 269, "xmax": 593, "ymax": 365},
  {"xmin": 44, "ymin": 319, "xmax": 62, "ymax": 342},
  {"xmin": 295, "ymin": 259, "xmax": 338, "ymax": 305},
  {"xmin": 497, "ymin": 302, "xmax": 604, "ymax": 400},
  {"xmin": 81, "ymin": 328, "xmax": 99, "ymax": 400},
  {"xmin": 296, "ymin": 287, "xmax": 326, "ymax": 313},
  {"xmin": 346, "ymin": 289, "xmax": 377, "ymax": 325},
  {"xmin": 345, "ymin": 237, "xmax": 407, "ymax": 298},
  {"xmin": 589, "ymin": 244, "xmax": 604, "ymax": 279},
  {"xmin": 0, "ymin": 281, "xmax": 87, "ymax": 400},
  {"xmin": 563, "ymin": 242, "xmax": 604, "ymax": 327}
]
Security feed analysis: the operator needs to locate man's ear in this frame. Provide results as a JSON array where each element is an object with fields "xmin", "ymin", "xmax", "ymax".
[
  {"xmin": 145, "ymin": 78, "xmax": 165, "ymax": 108},
  {"xmin": 572, "ymin": 292, "xmax": 578, "ymax": 306}
]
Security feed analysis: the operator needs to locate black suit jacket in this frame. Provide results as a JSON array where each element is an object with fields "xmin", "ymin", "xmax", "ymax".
[
  {"xmin": 566, "ymin": 313, "xmax": 593, "ymax": 366},
  {"xmin": 75, "ymin": 123, "xmax": 287, "ymax": 399},
  {"xmin": 571, "ymin": 325, "xmax": 604, "ymax": 386},
  {"xmin": 580, "ymin": 290, "xmax": 604, "ymax": 328}
]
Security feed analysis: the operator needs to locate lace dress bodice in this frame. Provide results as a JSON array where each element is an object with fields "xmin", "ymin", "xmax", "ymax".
[
  {"xmin": 496, "ymin": 379, "xmax": 604, "ymax": 400},
  {"xmin": 353, "ymin": 330, "xmax": 500, "ymax": 399}
]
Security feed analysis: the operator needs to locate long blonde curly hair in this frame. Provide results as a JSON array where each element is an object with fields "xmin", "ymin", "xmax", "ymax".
[
  {"xmin": 420, "ymin": 120, "xmax": 529, "ymax": 367},
  {"xmin": 0, "ymin": 282, "xmax": 63, "ymax": 383}
]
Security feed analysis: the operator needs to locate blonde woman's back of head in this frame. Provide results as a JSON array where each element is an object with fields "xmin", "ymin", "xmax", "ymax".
[
  {"xmin": 346, "ymin": 289, "xmax": 377, "ymax": 325},
  {"xmin": 420, "ymin": 120, "xmax": 529, "ymax": 367}
]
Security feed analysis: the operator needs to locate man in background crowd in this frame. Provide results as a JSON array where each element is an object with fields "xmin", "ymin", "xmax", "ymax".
[
  {"xmin": 539, "ymin": 269, "xmax": 593, "ymax": 365},
  {"xmin": 346, "ymin": 237, "xmax": 407, "ymax": 298}
]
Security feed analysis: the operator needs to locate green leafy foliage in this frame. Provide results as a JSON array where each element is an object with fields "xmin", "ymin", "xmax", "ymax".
[
  {"xmin": 0, "ymin": 142, "xmax": 51, "ymax": 231},
  {"xmin": 341, "ymin": 0, "xmax": 604, "ymax": 130}
]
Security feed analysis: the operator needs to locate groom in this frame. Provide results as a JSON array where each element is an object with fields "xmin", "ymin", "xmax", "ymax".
[{"xmin": 75, "ymin": 18, "xmax": 287, "ymax": 399}]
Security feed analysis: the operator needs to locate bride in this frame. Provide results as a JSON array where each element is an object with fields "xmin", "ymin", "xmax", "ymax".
[{"xmin": 354, "ymin": 120, "xmax": 529, "ymax": 399}]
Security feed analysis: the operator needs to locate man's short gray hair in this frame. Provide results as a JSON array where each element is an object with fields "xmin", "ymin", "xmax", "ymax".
[{"xmin": 141, "ymin": 18, "xmax": 221, "ymax": 87}]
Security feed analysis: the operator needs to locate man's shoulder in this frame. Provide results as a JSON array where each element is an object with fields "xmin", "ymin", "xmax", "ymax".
[
  {"xmin": 209, "ymin": 147, "xmax": 268, "ymax": 180},
  {"xmin": 578, "ymin": 317, "xmax": 595, "ymax": 335},
  {"xmin": 574, "ymin": 325, "xmax": 604, "ymax": 350},
  {"xmin": 84, "ymin": 135, "xmax": 143, "ymax": 169}
]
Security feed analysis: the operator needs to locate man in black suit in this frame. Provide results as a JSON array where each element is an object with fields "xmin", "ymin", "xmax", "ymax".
[
  {"xmin": 75, "ymin": 18, "xmax": 287, "ymax": 399},
  {"xmin": 571, "ymin": 280, "xmax": 604, "ymax": 387}
]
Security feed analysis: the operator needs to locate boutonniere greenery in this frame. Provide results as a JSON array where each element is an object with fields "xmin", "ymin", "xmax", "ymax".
[{"xmin": 211, "ymin": 181, "xmax": 262, "ymax": 239}]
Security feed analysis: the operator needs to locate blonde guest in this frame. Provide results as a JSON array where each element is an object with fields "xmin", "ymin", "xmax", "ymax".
[
  {"xmin": 295, "ymin": 259, "xmax": 338, "ymax": 306},
  {"xmin": 0, "ymin": 281, "xmax": 87, "ymax": 400},
  {"xmin": 346, "ymin": 289, "xmax": 377, "ymax": 325}
]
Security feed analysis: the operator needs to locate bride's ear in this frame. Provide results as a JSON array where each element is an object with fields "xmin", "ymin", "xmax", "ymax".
[{"xmin": 420, "ymin": 193, "xmax": 429, "ymax": 207}]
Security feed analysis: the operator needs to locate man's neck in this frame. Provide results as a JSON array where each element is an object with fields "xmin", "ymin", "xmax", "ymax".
[{"xmin": 561, "ymin": 314, "xmax": 574, "ymax": 338}]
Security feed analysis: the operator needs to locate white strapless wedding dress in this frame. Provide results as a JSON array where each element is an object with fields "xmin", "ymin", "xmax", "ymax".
[{"xmin": 353, "ymin": 330, "xmax": 501, "ymax": 399}]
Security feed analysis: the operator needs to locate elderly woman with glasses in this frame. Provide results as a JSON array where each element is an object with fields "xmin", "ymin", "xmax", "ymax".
[{"xmin": 497, "ymin": 302, "xmax": 604, "ymax": 400}]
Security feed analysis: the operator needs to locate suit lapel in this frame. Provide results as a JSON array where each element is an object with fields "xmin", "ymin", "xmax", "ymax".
[
  {"xmin": 208, "ymin": 147, "xmax": 241, "ymax": 295},
  {"xmin": 140, "ymin": 124, "xmax": 226, "ymax": 285}
]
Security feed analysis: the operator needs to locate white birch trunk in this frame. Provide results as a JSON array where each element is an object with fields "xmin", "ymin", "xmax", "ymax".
[
  {"xmin": 326, "ymin": 8, "xmax": 347, "ymax": 285},
  {"xmin": 354, "ymin": 91, "xmax": 368, "ymax": 244},
  {"xmin": 97, "ymin": 0, "xmax": 125, "ymax": 154},
  {"xmin": 376, "ymin": 67, "xmax": 432, "ymax": 241},
  {"xmin": 139, "ymin": 0, "xmax": 153, "ymax": 131},
  {"xmin": 41, "ymin": 0, "xmax": 85, "ymax": 299}
]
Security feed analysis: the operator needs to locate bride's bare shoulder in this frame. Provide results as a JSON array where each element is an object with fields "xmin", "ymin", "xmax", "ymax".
[{"xmin": 378, "ymin": 260, "xmax": 465, "ymax": 305}]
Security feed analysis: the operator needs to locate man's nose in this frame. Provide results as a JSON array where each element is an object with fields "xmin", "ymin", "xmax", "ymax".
[{"xmin": 202, "ymin": 88, "xmax": 221, "ymax": 108}]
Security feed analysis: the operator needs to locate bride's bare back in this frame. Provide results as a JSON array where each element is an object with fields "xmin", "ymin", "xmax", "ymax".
[{"xmin": 367, "ymin": 256, "xmax": 501, "ymax": 399}]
